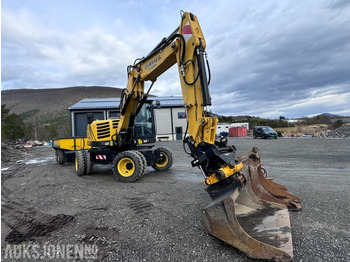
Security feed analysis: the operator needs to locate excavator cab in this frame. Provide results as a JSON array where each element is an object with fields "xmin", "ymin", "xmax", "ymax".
[{"xmin": 134, "ymin": 103, "xmax": 156, "ymax": 144}]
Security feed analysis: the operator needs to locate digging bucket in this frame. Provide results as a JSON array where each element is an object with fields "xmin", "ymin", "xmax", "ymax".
[{"xmin": 202, "ymin": 174, "xmax": 293, "ymax": 261}]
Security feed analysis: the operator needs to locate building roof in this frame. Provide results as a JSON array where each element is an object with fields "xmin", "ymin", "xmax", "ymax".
[
  {"xmin": 153, "ymin": 96, "xmax": 184, "ymax": 108},
  {"xmin": 68, "ymin": 96, "xmax": 184, "ymax": 111},
  {"xmin": 68, "ymin": 98, "xmax": 121, "ymax": 110}
]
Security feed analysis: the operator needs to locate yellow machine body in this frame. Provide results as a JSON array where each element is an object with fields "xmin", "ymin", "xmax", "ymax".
[{"xmin": 87, "ymin": 118, "xmax": 120, "ymax": 144}]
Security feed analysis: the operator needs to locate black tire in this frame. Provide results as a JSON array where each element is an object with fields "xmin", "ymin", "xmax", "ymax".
[
  {"xmin": 113, "ymin": 151, "xmax": 145, "ymax": 182},
  {"xmin": 253, "ymin": 135, "xmax": 257, "ymax": 139},
  {"xmin": 75, "ymin": 151, "xmax": 86, "ymax": 176},
  {"xmin": 84, "ymin": 151, "xmax": 93, "ymax": 175},
  {"xmin": 133, "ymin": 151, "xmax": 147, "ymax": 176},
  {"xmin": 152, "ymin": 147, "xmax": 174, "ymax": 171},
  {"xmin": 56, "ymin": 150, "xmax": 66, "ymax": 164}
]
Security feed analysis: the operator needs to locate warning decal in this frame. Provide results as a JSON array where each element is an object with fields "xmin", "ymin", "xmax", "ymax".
[{"xmin": 182, "ymin": 22, "xmax": 192, "ymax": 42}]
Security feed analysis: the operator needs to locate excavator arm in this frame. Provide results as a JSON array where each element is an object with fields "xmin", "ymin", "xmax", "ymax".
[
  {"xmin": 116, "ymin": 11, "xmax": 300, "ymax": 261},
  {"xmin": 117, "ymin": 12, "xmax": 240, "ymax": 183},
  {"xmin": 117, "ymin": 13, "xmax": 210, "ymax": 141}
]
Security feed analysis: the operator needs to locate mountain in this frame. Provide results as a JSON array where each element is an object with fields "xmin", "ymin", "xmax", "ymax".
[
  {"xmin": 321, "ymin": 113, "xmax": 344, "ymax": 117},
  {"xmin": 1, "ymin": 86, "xmax": 124, "ymax": 117},
  {"xmin": 1, "ymin": 86, "xmax": 126, "ymax": 140}
]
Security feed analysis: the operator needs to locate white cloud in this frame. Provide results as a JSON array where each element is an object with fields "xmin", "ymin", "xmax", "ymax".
[
  {"xmin": 2, "ymin": 1, "xmax": 350, "ymax": 118},
  {"xmin": 1, "ymin": 8, "xmax": 156, "ymax": 89}
]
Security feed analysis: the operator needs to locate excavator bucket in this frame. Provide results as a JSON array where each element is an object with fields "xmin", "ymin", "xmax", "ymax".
[
  {"xmin": 202, "ymin": 147, "xmax": 300, "ymax": 261},
  {"xmin": 202, "ymin": 185, "xmax": 293, "ymax": 261}
]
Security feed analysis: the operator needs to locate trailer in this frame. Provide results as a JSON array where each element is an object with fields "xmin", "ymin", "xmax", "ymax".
[{"xmin": 52, "ymin": 137, "xmax": 90, "ymax": 164}]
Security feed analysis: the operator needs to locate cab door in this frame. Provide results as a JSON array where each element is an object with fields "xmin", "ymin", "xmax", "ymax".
[{"xmin": 134, "ymin": 103, "xmax": 156, "ymax": 143}]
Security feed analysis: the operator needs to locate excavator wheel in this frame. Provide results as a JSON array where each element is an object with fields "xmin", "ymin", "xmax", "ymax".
[
  {"xmin": 55, "ymin": 149, "xmax": 66, "ymax": 165},
  {"xmin": 84, "ymin": 151, "xmax": 93, "ymax": 175},
  {"xmin": 113, "ymin": 151, "xmax": 145, "ymax": 182},
  {"xmin": 75, "ymin": 151, "xmax": 86, "ymax": 176},
  {"xmin": 152, "ymin": 147, "xmax": 174, "ymax": 171},
  {"xmin": 133, "ymin": 151, "xmax": 147, "ymax": 177}
]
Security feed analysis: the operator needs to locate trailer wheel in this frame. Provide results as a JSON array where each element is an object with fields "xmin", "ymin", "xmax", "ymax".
[
  {"xmin": 152, "ymin": 147, "xmax": 174, "ymax": 171},
  {"xmin": 75, "ymin": 151, "xmax": 86, "ymax": 176},
  {"xmin": 113, "ymin": 151, "xmax": 145, "ymax": 182},
  {"xmin": 84, "ymin": 151, "xmax": 93, "ymax": 175},
  {"xmin": 56, "ymin": 150, "xmax": 66, "ymax": 165}
]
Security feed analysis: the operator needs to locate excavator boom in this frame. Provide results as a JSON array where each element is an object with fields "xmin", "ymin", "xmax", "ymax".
[{"xmin": 116, "ymin": 11, "xmax": 301, "ymax": 261}]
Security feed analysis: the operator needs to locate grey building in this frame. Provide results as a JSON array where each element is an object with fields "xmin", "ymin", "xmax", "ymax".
[{"xmin": 68, "ymin": 96, "xmax": 187, "ymax": 141}]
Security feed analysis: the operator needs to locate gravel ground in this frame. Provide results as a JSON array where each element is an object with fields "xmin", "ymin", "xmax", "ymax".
[{"xmin": 1, "ymin": 137, "xmax": 350, "ymax": 261}]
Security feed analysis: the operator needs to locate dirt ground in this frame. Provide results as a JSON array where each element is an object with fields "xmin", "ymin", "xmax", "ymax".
[
  {"xmin": 1, "ymin": 137, "xmax": 350, "ymax": 261},
  {"xmin": 276, "ymin": 124, "xmax": 329, "ymax": 137}
]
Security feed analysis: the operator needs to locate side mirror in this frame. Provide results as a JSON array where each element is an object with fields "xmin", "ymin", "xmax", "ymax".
[{"xmin": 87, "ymin": 113, "xmax": 94, "ymax": 124}]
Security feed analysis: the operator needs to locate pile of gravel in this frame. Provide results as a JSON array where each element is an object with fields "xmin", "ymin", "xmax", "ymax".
[
  {"xmin": 1, "ymin": 143, "xmax": 26, "ymax": 164},
  {"xmin": 318, "ymin": 125, "xmax": 350, "ymax": 138}
]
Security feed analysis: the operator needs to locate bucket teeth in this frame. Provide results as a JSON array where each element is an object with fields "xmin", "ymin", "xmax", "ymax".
[
  {"xmin": 237, "ymin": 147, "xmax": 301, "ymax": 211},
  {"xmin": 202, "ymin": 147, "xmax": 301, "ymax": 261}
]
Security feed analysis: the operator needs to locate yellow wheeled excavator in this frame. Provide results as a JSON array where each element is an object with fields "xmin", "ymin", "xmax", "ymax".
[{"xmin": 79, "ymin": 11, "xmax": 301, "ymax": 261}]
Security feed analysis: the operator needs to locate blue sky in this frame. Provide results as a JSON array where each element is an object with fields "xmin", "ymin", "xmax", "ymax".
[{"xmin": 2, "ymin": 0, "xmax": 350, "ymax": 118}]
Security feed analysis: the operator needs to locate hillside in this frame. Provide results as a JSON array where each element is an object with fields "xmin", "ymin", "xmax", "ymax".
[
  {"xmin": 1, "ymin": 86, "xmax": 124, "ymax": 117},
  {"xmin": 1, "ymin": 86, "xmax": 125, "ymax": 140}
]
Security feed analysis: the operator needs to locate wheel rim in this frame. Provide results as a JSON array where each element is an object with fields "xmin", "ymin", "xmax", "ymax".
[
  {"xmin": 75, "ymin": 156, "xmax": 78, "ymax": 171},
  {"xmin": 118, "ymin": 158, "xmax": 135, "ymax": 177},
  {"xmin": 156, "ymin": 153, "xmax": 168, "ymax": 168}
]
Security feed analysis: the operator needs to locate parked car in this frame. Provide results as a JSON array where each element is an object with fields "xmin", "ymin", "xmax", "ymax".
[{"xmin": 253, "ymin": 126, "xmax": 278, "ymax": 139}]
